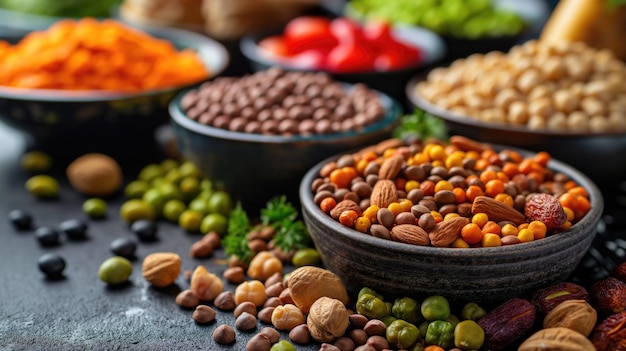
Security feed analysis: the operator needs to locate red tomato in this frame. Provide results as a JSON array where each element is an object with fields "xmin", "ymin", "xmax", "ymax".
[
  {"xmin": 329, "ymin": 17, "xmax": 363, "ymax": 45},
  {"xmin": 363, "ymin": 21, "xmax": 394, "ymax": 44},
  {"xmin": 283, "ymin": 50, "xmax": 325, "ymax": 70},
  {"xmin": 374, "ymin": 43, "xmax": 422, "ymax": 71},
  {"xmin": 257, "ymin": 35, "xmax": 289, "ymax": 59},
  {"xmin": 283, "ymin": 16, "xmax": 338, "ymax": 55},
  {"xmin": 325, "ymin": 42, "xmax": 377, "ymax": 73}
]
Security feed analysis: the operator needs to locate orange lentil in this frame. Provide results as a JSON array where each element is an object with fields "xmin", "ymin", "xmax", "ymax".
[
  {"xmin": 354, "ymin": 216, "xmax": 371, "ymax": 233},
  {"xmin": 387, "ymin": 202, "xmax": 404, "ymax": 217},
  {"xmin": 558, "ymin": 192, "xmax": 579, "ymax": 211},
  {"xmin": 445, "ymin": 153, "xmax": 464, "ymax": 169},
  {"xmin": 361, "ymin": 151, "xmax": 378, "ymax": 162},
  {"xmin": 405, "ymin": 180, "xmax": 420, "ymax": 192},
  {"xmin": 398, "ymin": 199, "xmax": 413, "ymax": 213},
  {"xmin": 434, "ymin": 180, "xmax": 453, "ymax": 192},
  {"xmin": 420, "ymin": 180, "xmax": 436, "ymax": 197},
  {"xmin": 424, "ymin": 346, "xmax": 445, "ymax": 351},
  {"xmin": 485, "ymin": 179, "xmax": 505, "ymax": 198},
  {"xmin": 561, "ymin": 221, "xmax": 572, "ymax": 230},
  {"xmin": 0, "ymin": 19, "xmax": 209, "ymax": 91},
  {"xmin": 481, "ymin": 221, "xmax": 501, "ymax": 236},
  {"xmin": 527, "ymin": 170, "xmax": 544, "ymax": 184},
  {"xmin": 461, "ymin": 223, "xmax": 484, "ymax": 244},
  {"xmin": 475, "ymin": 158, "xmax": 489, "ymax": 170},
  {"xmin": 502, "ymin": 162, "xmax": 520, "ymax": 179},
  {"xmin": 471, "ymin": 213, "xmax": 489, "ymax": 228},
  {"xmin": 479, "ymin": 170, "xmax": 498, "ymax": 184},
  {"xmin": 534, "ymin": 151, "xmax": 551, "ymax": 167},
  {"xmin": 431, "ymin": 160, "xmax": 444, "ymax": 168},
  {"xmin": 482, "ymin": 233, "xmax": 502, "ymax": 247},
  {"xmin": 496, "ymin": 171, "xmax": 509, "ymax": 183},
  {"xmin": 563, "ymin": 207, "xmax": 575, "ymax": 222},
  {"xmin": 428, "ymin": 144, "xmax": 446, "ymax": 161},
  {"xmin": 339, "ymin": 210, "xmax": 358, "ymax": 227},
  {"xmin": 493, "ymin": 193, "xmax": 514, "ymax": 207},
  {"xmin": 319, "ymin": 197, "xmax": 336, "ymax": 213},
  {"xmin": 501, "ymin": 223, "xmax": 519, "ymax": 236},
  {"xmin": 355, "ymin": 159, "xmax": 369, "ymax": 175},
  {"xmin": 528, "ymin": 221, "xmax": 547, "ymax": 240},
  {"xmin": 517, "ymin": 222, "xmax": 529, "ymax": 231},
  {"xmin": 413, "ymin": 152, "xmax": 430, "ymax": 164},
  {"xmin": 564, "ymin": 180, "xmax": 578, "ymax": 191},
  {"xmin": 452, "ymin": 187, "xmax": 466, "ymax": 203},
  {"xmin": 568, "ymin": 186, "xmax": 588, "ymax": 198},
  {"xmin": 395, "ymin": 178, "xmax": 407, "ymax": 192},
  {"xmin": 362, "ymin": 205, "xmax": 380, "ymax": 222},
  {"xmin": 452, "ymin": 237, "xmax": 470, "ymax": 248},
  {"xmin": 444, "ymin": 213, "xmax": 460, "ymax": 220},
  {"xmin": 465, "ymin": 185, "xmax": 484, "ymax": 202},
  {"xmin": 382, "ymin": 148, "xmax": 397, "ymax": 158},
  {"xmin": 431, "ymin": 211, "xmax": 443, "ymax": 223},
  {"xmin": 517, "ymin": 228, "xmax": 534, "ymax": 242},
  {"xmin": 329, "ymin": 167, "xmax": 356, "ymax": 189}
]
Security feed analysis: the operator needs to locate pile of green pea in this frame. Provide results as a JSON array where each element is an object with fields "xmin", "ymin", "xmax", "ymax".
[
  {"xmin": 120, "ymin": 159, "xmax": 233, "ymax": 235},
  {"xmin": 356, "ymin": 287, "xmax": 486, "ymax": 350}
]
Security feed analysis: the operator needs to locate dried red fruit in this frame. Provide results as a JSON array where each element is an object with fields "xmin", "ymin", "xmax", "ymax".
[
  {"xmin": 590, "ymin": 277, "xmax": 626, "ymax": 316},
  {"xmin": 478, "ymin": 298, "xmax": 536, "ymax": 351},
  {"xmin": 614, "ymin": 262, "xmax": 626, "ymax": 283},
  {"xmin": 524, "ymin": 193, "xmax": 567, "ymax": 231},
  {"xmin": 591, "ymin": 310, "xmax": 626, "ymax": 351},
  {"xmin": 530, "ymin": 281, "xmax": 589, "ymax": 315}
]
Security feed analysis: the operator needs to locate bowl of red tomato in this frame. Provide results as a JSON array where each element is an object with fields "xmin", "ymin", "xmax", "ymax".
[{"xmin": 240, "ymin": 16, "xmax": 446, "ymax": 101}]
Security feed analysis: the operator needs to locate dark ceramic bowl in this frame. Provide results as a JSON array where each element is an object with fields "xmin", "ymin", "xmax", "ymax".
[
  {"xmin": 169, "ymin": 87, "xmax": 403, "ymax": 211},
  {"xmin": 239, "ymin": 24, "xmax": 445, "ymax": 102},
  {"xmin": 0, "ymin": 25, "xmax": 229, "ymax": 148},
  {"xmin": 405, "ymin": 75, "xmax": 626, "ymax": 195},
  {"xmin": 299, "ymin": 146, "xmax": 603, "ymax": 304}
]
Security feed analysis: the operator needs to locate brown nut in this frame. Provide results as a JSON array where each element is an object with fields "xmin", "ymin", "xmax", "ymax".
[
  {"xmin": 212, "ymin": 324, "xmax": 236, "ymax": 345},
  {"xmin": 213, "ymin": 291, "xmax": 236, "ymax": 311},
  {"xmin": 288, "ymin": 266, "xmax": 348, "ymax": 314},
  {"xmin": 246, "ymin": 333, "xmax": 272, "ymax": 351},
  {"xmin": 289, "ymin": 324, "xmax": 312, "ymax": 344},
  {"xmin": 192, "ymin": 305, "xmax": 216, "ymax": 324},
  {"xmin": 66, "ymin": 153, "xmax": 122, "ymax": 197},
  {"xmin": 307, "ymin": 297, "xmax": 350, "ymax": 343},
  {"xmin": 366, "ymin": 335, "xmax": 390, "ymax": 350},
  {"xmin": 349, "ymin": 314, "xmax": 369, "ymax": 329},
  {"xmin": 378, "ymin": 155, "xmax": 404, "ymax": 180},
  {"xmin": 141, "ymin": 252, "xmax": 181, "ymax": 287},
  {"xmin": 478, "ymin": 298, "xmax": 536, "ymax": 351},
  {"xmin": 370, "ymin": 180, "xmax": 398, "ymax": 209},
  {"xmin": 519, "ymin": 327, "xmax": 596, "ymax": 351},
  {"xmin": 260, "ymin": 326, "xmax": 280, "ymax": 343},
  {"xmin": 543, "ymin": 299, "xmax": 597, "ymax": 337},
  {"xmin": 591, "ymin": 310, "xmax": 626, "ymax": 351},
  {"xmin": 531, "ymin": 281, "xmax": 589, "ymax": 315},
  {"xmin": 390, "ymin": 224, "xmax": 430, "ymax": 246},
  {"xmin": 330, "ymin": 199, "xmax": 363, "ymax": 220},
  {"xmin": 332, "ymin": 336, "xmax": 356, "ymax": 351},
  {"xmin": 235, "ymin": 312, "xmax": 258, "ymax": 331},
  {"xmin": 613, "ymin": 262, "xmax": 626, "ymax": 283},
  {"xmin": 258, "ymin": 306, "xmax": 275, "ymax": 324},
  {"xmin": 234, "ymin": 301, "xmax": 257, "ymax": 318},
  {"xmin": 472, "ymin": 196, "xmax": 526, "ymax": 225},
  {"xmin": 428, "ymin": 216, "xmax": 469, "ymax": 247},
  {"xmin": 363, "ymin": 319, "xmax": 387, "ymax": 336},
  {"xmin": 175, "ymin": 289, "xmax": 199, "ymax": 309},
  {"xmin": 189, "ymin": 238, "xmax": 213, "ymax": 258},
  {"xmin": 590, "ymin": 277, "xmax": 626, "ymax": 316},
  {"xmin": 223, "ymin": 266, "xmax": 245, "ymax": 284}
]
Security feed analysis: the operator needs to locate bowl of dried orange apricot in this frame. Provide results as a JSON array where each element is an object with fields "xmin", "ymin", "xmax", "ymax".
[
  {"xmin": 406, "ymin": 39, "xmax": 626, "ymax": 194},
  {"xmin": 299, "ymin": 135, "xmax": 603, "ymax": 303}
]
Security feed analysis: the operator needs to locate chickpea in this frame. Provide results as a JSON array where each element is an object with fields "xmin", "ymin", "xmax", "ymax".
[
  {"xmin": 546, "ymin": 112, "xmax": 567, "ymax": 131},
  {"xmin": 271, "ymin": 304, "xmax": 305, "ymax": 331},
  {"xmin": 527, "ymin": 115, "xmax": 547, "ymax": 130},
  {"xmin": 609, "ymin": 111, "xmax": 626, "ymax": 132},
  {"xmin": 529, "ymin": 85, "xmax": 553, "ymax": 101},
  {"xmin": 235, "ymin": 280, "xmax": 267, "ymax": 307},
  {"xmin": 247, "ymin": 251, "xmax": 283, "ymax": 282},
  {"xmin": 589, "ymin": 115, "xmax": 611, "ymax": 133},
  {"xmin": 517, "ymin": 69, "xmax": 543, "ymax": 94},
  {"xmin": 553, "ymin": 90, "xmax": 578, "ymax": 113},
  {"xmin": 507, "ymin": 101, "xmax": 529, "ymax": 125},
  {"xmin": 528, "ymin": 97, "xmax": 555, "ymax": 119},
  {"xmin": 584, "ymin": 80, "xmax": 613, "ymax": 101},
  {"xmin": 541, "ymin": 57, "xmax": 567, "ymax": 81},
  {"xmin": 494, "ymin": 88, "xmax": 521, "ymax": 110},
  {"xmin": 580, "ymin": 97, "xmax": 607, "ymax": 116},
  {"xmin": 567, "ymin": 111, "xmax": 590, "ymax": 132}
]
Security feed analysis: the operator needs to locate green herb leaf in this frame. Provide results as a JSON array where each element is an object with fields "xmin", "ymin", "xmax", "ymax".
[
  {"xmin": 223, "ymin": 202, "xmax": 253, "ymax": 264},
  {"xmin": 261, "ymin": 196, "xmax": 310, "ymax": 253},
  {"xmin": 607, "ymin": 0, "xmax": 626, "ymax": 9},
  {"xmin": 393, "ymin": 108, "xmax": 448, "ymax": 141},
  {"xmin": 261, "ymin": 195, "xmax": 298, "ymax": 225}
]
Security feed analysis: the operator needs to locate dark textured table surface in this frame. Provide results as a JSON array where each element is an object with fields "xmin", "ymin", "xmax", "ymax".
[{"xmin": 0, "ymin": 123, "xmax": 322, "ymax": 351}]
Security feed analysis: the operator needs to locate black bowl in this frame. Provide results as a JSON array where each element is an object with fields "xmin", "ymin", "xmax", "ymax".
[
  {"xmin": 0, "ymin": 25, "xmax": 229, "ymax": 150},
  {"xmin": 240, "ymin": 24, "xmax": 445, "ymax": 103},
  {"xmin": 169, "ymin": 86, "xmax": 403, "ymax": 210},
  {"xmin": 299, "ymin": 144, "xmax": 603, "ymax": 303},
  {"xmin": 406, "ymin": 74, "xmax": 626, "ymax": 196}
]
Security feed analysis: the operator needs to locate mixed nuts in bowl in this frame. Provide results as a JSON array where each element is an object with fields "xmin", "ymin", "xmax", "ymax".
[{"xmin": 299, "ymin": 136, "xmax": 603, "ymax": 303}]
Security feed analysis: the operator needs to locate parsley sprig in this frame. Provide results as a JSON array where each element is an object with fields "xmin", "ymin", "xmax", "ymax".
[
  {"xmin": 393, "ymin": 108, "xmax": 448, "ymax": 142},
  {"xmin": 222, "ymin": 196, "xmax": 310, "ymax": 264}
]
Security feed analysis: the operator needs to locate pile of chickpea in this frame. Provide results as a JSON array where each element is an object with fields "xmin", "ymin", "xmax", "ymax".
[{"xmin": 415, "ymin": 40, "xmax": 626, "ymax": 133}]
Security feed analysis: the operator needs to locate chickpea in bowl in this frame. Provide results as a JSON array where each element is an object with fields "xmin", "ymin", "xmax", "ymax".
[{"xmin": 407, "ymin": 39, "xmax": 626, "ymax": 194}]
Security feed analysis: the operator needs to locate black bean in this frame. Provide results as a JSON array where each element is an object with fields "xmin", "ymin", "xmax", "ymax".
[
  {"xmin": 35, "ymin": 226, "xmax": 60, "ymax": 247},
  {"xmin": 59, "ymin": 219, "xmax": 88, "ymax": 241},
  {"xmin": 110, "ymin": 237, "xmax": 137, "ymax": 259},
  {"xmin": 38, "ymin": 253, "xmax": 66, "ymax": 278},
  {"xmin": 9, "ymin": 209, "xmax": 33, "ymax": 230},
  {"xmin": 131, "ymin": 220, "xmax": 158, "ymax": 242}
]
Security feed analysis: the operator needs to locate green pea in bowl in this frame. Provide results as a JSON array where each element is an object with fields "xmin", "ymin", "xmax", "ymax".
[
  {"xmin": 0, "ymin": 24, "xmax": 229, "ymax": 151},
  {"xmin": 299, "ymin": 139, "xmax": 603, "ymax": 304}
]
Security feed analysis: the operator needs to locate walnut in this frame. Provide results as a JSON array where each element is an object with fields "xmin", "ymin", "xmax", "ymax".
[
  {"xmin": 288, "ymin": 266, "xmax": 348, "ymax": 314},
  {"xmin": 518, "ymin": 327, "xmax": 596, "ymax": 351},
  {"xmin": 307, "ymin": 297, "xmax": 349, "ymax": 343},
  {"xmin": 142, "ymin": 252, "xmax": 181, "ymax": 287}
]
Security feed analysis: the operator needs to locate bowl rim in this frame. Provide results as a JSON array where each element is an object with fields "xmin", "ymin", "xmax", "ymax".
[
  {"xmin": 169, "ymin": 83, "xmax": 403, "ymax": 144},
  {"xmin": 239, "ymin": 22, "xmax": 446, "ymax": 76},
  {"xmin": 406, "ymin": 73, "xmax": 626, "ymax": 138},
  {"xmin": 0, "ymin": 24, "xmax": 229, "ymax": 102},
  {"xmin": 299, "ymin": 142, "xmax": 604, "ymax": 258}
]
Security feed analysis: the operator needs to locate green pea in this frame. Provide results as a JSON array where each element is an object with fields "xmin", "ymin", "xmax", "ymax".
[
  {"xmin": 98, "ymin": 256, "xmax": 132, "ymax": 285},
  {"xmin": 82, "ymin": 198, "xmax": 107, "ymax": 218},
  {"xmin": 381, "ymin": 315, "xmax": 398, "ymax": 327},
  {"xmin": 418, "ymin": 321, "xmax": 429, "ymax": 340},
  {"xmin": 124, "ymin": 180, "xmax": 150, "ymax": 199},
  {"xmin": 25, "ymin": 175, "xmax": 59, "ymax": 198},
  {"xmin": 160, "ymin": 159, "xmax": 179, "ymax": 173},
  {"xmin": 358, "ymin": 287, "xmax": 384, "ymax": 301},
  {"xmin": 356, "ymin": 293, "xmax": 390, "ymax": 319},
  {"xmin": 158, "ymin": 183, "xmax": 183, "ymax": 201},
  {"xmin": 188, "ymin": 198, "xmax": 210, "ymax": 215},
  {"xmin": 142, "ymin": 188, "xmax": 166, "ymax": 212},
  {"xmin": 454, "ymin": 320, "xmax": 485, "ymax": 350},
  {"xmin": 386, "ymin": 319, "xmax": 420, "ymax": 349},
  {"xmin": 179, "ymin": 177, "xmax": 200, "ymax": 198},
  {"xmin": 162, "ymin": 199, "xmax": 186, "ymax": 222},
  {"xmin": 392, "ymin": 297, "xmax": 421, "ymax": 324},
  {"xmin": 421, "ymin": 295, "xmax": 450, "ymax": 322},
  {"xmin": 207, "ymin": 191, "xmax": 233, "ymax": 216},
  {"xmin": 461, "ymin": 302, "xmax": 486, "ymax": 321},
  {"xmin": 138, "ymin": 164, "xmax": 163, "ymax": 182},
  {"xmin": 178, "ymin": 210, "xmax": 203, "ymax": 233},
  {"xmin": 164, "ymin": 168, "xmax": 183, "ymax": 184},
  {"xmin": 150, "ymin": 177, "xmax": 168, "ymax": 188},
  {"xmin": 270, "ymin": 340, "xmax": 296, "ymax": 351},
  {"xmin": 178, "ymin": 161, "xmax": 201, "ymax": 178},
  {"xmin": 195, "ymin": 189, "xmax": 214, "ymax": 200},
  {"xmin": 200, "ymin": 213, "xmax": 228, "ymax": 236},
  {"xmin": 20, "ymin": 151, "xmax": 52, "ymax": 173},
  {"xmin": 447, "ymin": 314, "xmax": 460, "ymax": 328},
  {"xmin": 120, "ymin": 199, "xmax": 156, "ymax": 223},
  {"xmin": 199, "ymin": 178, "xmax": 213, "ymax": 191},
  {"xmin": 291, "ymin": 248, "xmax": 321, "ymax": 267},
  {"xmin": 425, "ymin": 320, "xmax": 454, "ymax": 349}
]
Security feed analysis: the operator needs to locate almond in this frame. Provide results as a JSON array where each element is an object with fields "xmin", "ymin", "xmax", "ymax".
[
  {"xmin": 329, "ymin": 199, "xmax": 362, "ymax": 220},
  {"xmin": 378, "ymin": 155, "xmax": 404, "ymax": 180},
  {"xmin": 449, "ymin": 135, "xmax": 490, "ymax": 153},
  {"xmin": 429, "ymin": 216, "xmax": 469, "ymax": 247},
  {"xmin": 390, "ymin": 224, "xmax": 430, "ymax": 246},
  {"xmin": 472, "ymin": 196, "xmax": 527, "ymax": 225},
  {"xmin": 370, "ymin": 180, "xmax": 398, "ymax": 208},
  {"xmin": 374, "ymin": 138, "xmax": 404, "ymax": 155}
]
